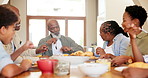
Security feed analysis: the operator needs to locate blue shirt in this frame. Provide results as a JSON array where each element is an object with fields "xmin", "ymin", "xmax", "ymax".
[
  {"xmin": 0, "ymin": 41, "xmax": 13, "ymax": 72},
  {"xmin": 103, "ymin": 33, "xmax": 130, "ymax": 56}
]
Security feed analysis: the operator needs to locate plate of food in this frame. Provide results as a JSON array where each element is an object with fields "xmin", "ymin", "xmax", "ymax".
[
  {"xmin": 51, "ymin": 56, "xmax": 90, "ymax": 65},
  {"xmin": 114, "ymin": 66, "xmax": 128, "ymax": 72}
]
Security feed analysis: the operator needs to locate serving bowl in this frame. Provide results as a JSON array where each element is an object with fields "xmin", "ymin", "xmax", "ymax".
[
  {"xmin": 51, "ymin": 56, "xmax": 90, "ymax": 65},
  {"xmin": 78, "ymin": 63, "xmax": 108, "ymax": 77},
  {"xmin": 37, "ymin": 59, "xmax": 58, "ymax": 74}
]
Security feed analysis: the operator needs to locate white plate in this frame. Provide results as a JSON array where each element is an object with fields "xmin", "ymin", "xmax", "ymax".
[{"xmin": 114, "ymin": 66, "xmax": 128, "ymax": 72}]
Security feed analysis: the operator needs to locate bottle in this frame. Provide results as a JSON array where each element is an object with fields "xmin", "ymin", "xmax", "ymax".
[{"xmin": 91, "ymin": 44, "xmax": 95, "ymax": 53}]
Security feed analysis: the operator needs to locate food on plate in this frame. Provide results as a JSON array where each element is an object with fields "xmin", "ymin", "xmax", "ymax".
[
  {"xmin": 63, "ymin": 54, "xmax": 69, "ymax": 56},
  {"xmin": 128, "ymin": 62, "xmax": 148, "ymax": 69},
  {"xmin": 70, "ymin": 51, "xmax": 93, "ymax": 56},
  {"xmin": 70, "ymin": 51, "xmax": 84, "ymax": 56},
  {"xmin": 89, "ymin": 56, "xmax": 98, "ymax": 60},
  {"xmin": 36, "ymin": 55, "xmax": 42, "ymax": 57},
  {"xmin": 114, "ymin": 66, "xmax": 128, "ymax": 72},
  {"xmin": 84, "ymin": 52, "xmax": 93, "ymax": 56}
]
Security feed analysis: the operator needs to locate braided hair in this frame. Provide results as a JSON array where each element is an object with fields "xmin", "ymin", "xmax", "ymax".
[{"xmin": 101, "ymin": 20, "xmax": 128, "ymax": 37}]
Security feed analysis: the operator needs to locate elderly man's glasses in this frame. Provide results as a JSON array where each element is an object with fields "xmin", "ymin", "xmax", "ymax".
[
  {"xmin": 48, "ymin": 25, "xmax": 59, "ymax": 30},
  {"xmin": 14, "ymin": 23, "xmax": 21, "ymax": 31}
]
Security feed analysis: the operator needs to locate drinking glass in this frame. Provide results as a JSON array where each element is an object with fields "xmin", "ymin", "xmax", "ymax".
[{"xmin": 53, "ymin": 61, "xmax": 70, "ymax": 76}]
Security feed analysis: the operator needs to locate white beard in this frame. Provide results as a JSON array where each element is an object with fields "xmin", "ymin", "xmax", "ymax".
[{"xmin": 51, "ymin": 33, "xmax": 61, "ymax": 39}]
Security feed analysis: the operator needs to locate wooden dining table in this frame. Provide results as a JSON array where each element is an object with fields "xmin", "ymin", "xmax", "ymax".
[{"xmin": 11, "ymin": 65, "xmax": 124, "ymax": 78}]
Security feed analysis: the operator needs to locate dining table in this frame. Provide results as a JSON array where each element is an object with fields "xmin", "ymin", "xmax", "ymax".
[{"xmin": 11, "ymin": 64, "xmax": 124, "ymax": 78}]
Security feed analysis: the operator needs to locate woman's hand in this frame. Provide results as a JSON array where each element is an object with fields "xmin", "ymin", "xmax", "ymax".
[
  {"xmin": 111, "ymin": 55, "xmax": 132, "ymax": 67},
  {"xmin": 96, "ymin": 47, "xmax": 106, "ymax": 55},
  {"xmin": 22, "ymin": 41, "xmax": 34, "ymax": 51},
  {"xmin": 99, "ymin": 53, "xmax": 115, "ymax": 59},
  {"xmin": 123, "ymin": 24, "xmax": 140, "ymax": 39}
]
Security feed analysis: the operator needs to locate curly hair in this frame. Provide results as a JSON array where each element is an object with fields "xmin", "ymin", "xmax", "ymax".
[
  {"xmin": 101, "ymin": 20, "xmax": 128, "ymax": 37},
  {"xmin": 0, "ymin": 6, "xmax": 18, "ymax": 28},
  {"xmin": 125, "ymin": 5, "xmax": 147, "ymax": 27}
]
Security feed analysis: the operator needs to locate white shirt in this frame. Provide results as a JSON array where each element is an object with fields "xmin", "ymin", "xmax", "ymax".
[
  {"xmin": 143, "ymin": 55, "xmax": 148, "ymax": 63},
  {"xmin": 0, "ymin": 41, "xmax": 13, "ymax": 72},
  {"xmin": 52, "ymin": 39, "xmax": 63, "ymax": 55},
  {"xmin": 104, "ymin": 45, "xmax": 114, "ymax": 55}
]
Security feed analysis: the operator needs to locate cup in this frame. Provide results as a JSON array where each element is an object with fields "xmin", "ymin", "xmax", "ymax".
[
  {"xmin": 50, "ymin": 59, "xmax": 58, "ymax": 73},
  {"xmin": 53, "ymin": 61, "xmax": 70, "ymax": 76},
  {"xmin": 37, "ymin": 59, "xmax": 58, "ymax": 74}
]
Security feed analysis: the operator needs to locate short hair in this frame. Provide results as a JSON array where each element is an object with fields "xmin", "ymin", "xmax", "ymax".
[
  {"xmin": 0, "ymin": 6, "xmax": 18, "ymax": 28},
  {"xmin": 101, "ymin": 20, "xmax": 128, "ymax": 37},
  {"xmin": 0, "ymin": 4, "xmax": 20, "ymax": 16},
  {"xmin": 125, "ymin": 5, "xmax": 147, "ymax": 27}
]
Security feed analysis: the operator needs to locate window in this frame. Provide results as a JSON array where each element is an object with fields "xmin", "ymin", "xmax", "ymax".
[
  {"xmin": 27, "ymin": 0, "xmax": 86, "ymax": 47},
  {"xmin": 27, "ymin": 0, "xmax": 85, "ymax": 16}
]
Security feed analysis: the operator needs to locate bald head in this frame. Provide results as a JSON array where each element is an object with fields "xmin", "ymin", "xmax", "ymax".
[
  {"xmin": 47, "ymin": 20, "xmax": 59, "ymax": 27},
  {"xmin": 47, "ymin": 20, "xmax": 60, "ymax": 35}
]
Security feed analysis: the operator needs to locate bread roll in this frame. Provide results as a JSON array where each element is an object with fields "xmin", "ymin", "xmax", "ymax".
[
  {"xmin": 128, "ymin": 62, "xmax": 148, "ymax": 69},
  {"xmin": 84, "ymin": 52, "xmax": 93, "ymax": 56}
]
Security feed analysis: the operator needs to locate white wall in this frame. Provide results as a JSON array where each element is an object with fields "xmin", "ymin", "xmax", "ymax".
[
  {"xmin": 132, "ymin": 0, "xmax": 148, "ymax": 31},
  {"xmin": 86, "ymin": 0, "xmax": 97, "ymax": 47},
  {"xmin": 0, "ymin": 0, "xmax": 3, "ymax": 4},
  {"xmin": 0, "ymin": 0, "xmax": 9, "ymax": 4},
  {"xmin": 11, "ymin": 0, "xmax": 27, "ymax": 43},
  {"xmin": 105, "ymin": 0, "xmax": 134, "ymax": 24}
]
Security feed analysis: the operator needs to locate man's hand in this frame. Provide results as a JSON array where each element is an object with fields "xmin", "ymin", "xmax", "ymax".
[
  {"xmin": 61, "ymin": 46, "xmax": 72, "ymax": 52},
  {"xmin": 122, "ymin": 67, "xmax": 148, "ymax": 78},
  {"xmin": 37, "ymin": 45, "xmax": 48, "ymax": 53},
  {"xmin": 20, "ymin": 59, "xmax": 32, "ymax": 71},
  {"xmin": 46, "ymin": 38, "xmax": 57, "ymax": 45},
  {"xmin": 96, "ymin": 47, "xmax": 106, "ymax": 55}
]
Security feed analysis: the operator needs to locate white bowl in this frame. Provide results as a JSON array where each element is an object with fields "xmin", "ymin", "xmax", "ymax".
[
  {"xmin": 78, "ymin": 63, "xmax": 108, "ymax": 77},
  {"xmin": 51, "ymin": 56, "xmax": 89, "ymax": 65}
]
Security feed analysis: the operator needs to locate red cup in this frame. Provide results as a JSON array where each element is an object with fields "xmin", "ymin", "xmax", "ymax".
[
  {"xmin": 50, "ymin": 59, "xmax": 58, "ymax": 73},
  {"xmin": 37, "ymin": 59, "xmax": 58, "ymax": 74}
]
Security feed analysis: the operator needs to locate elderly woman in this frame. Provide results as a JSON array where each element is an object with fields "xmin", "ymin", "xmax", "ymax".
[{"xmin": 96, "ymin": 21, "xmax": 130, "ymax": 57}]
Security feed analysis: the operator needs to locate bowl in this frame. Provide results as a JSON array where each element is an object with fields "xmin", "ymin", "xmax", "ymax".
[
  {"xmin": 37, "ymin": 59, "xmax": 58, "ymax": 74},
  {"xmin": 51, "ymin": 56, "xmax": 90, "ymax": 65},
  {"xmin": 78, "ymin": 63, "xmax": 108, "ymax": 77}
]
